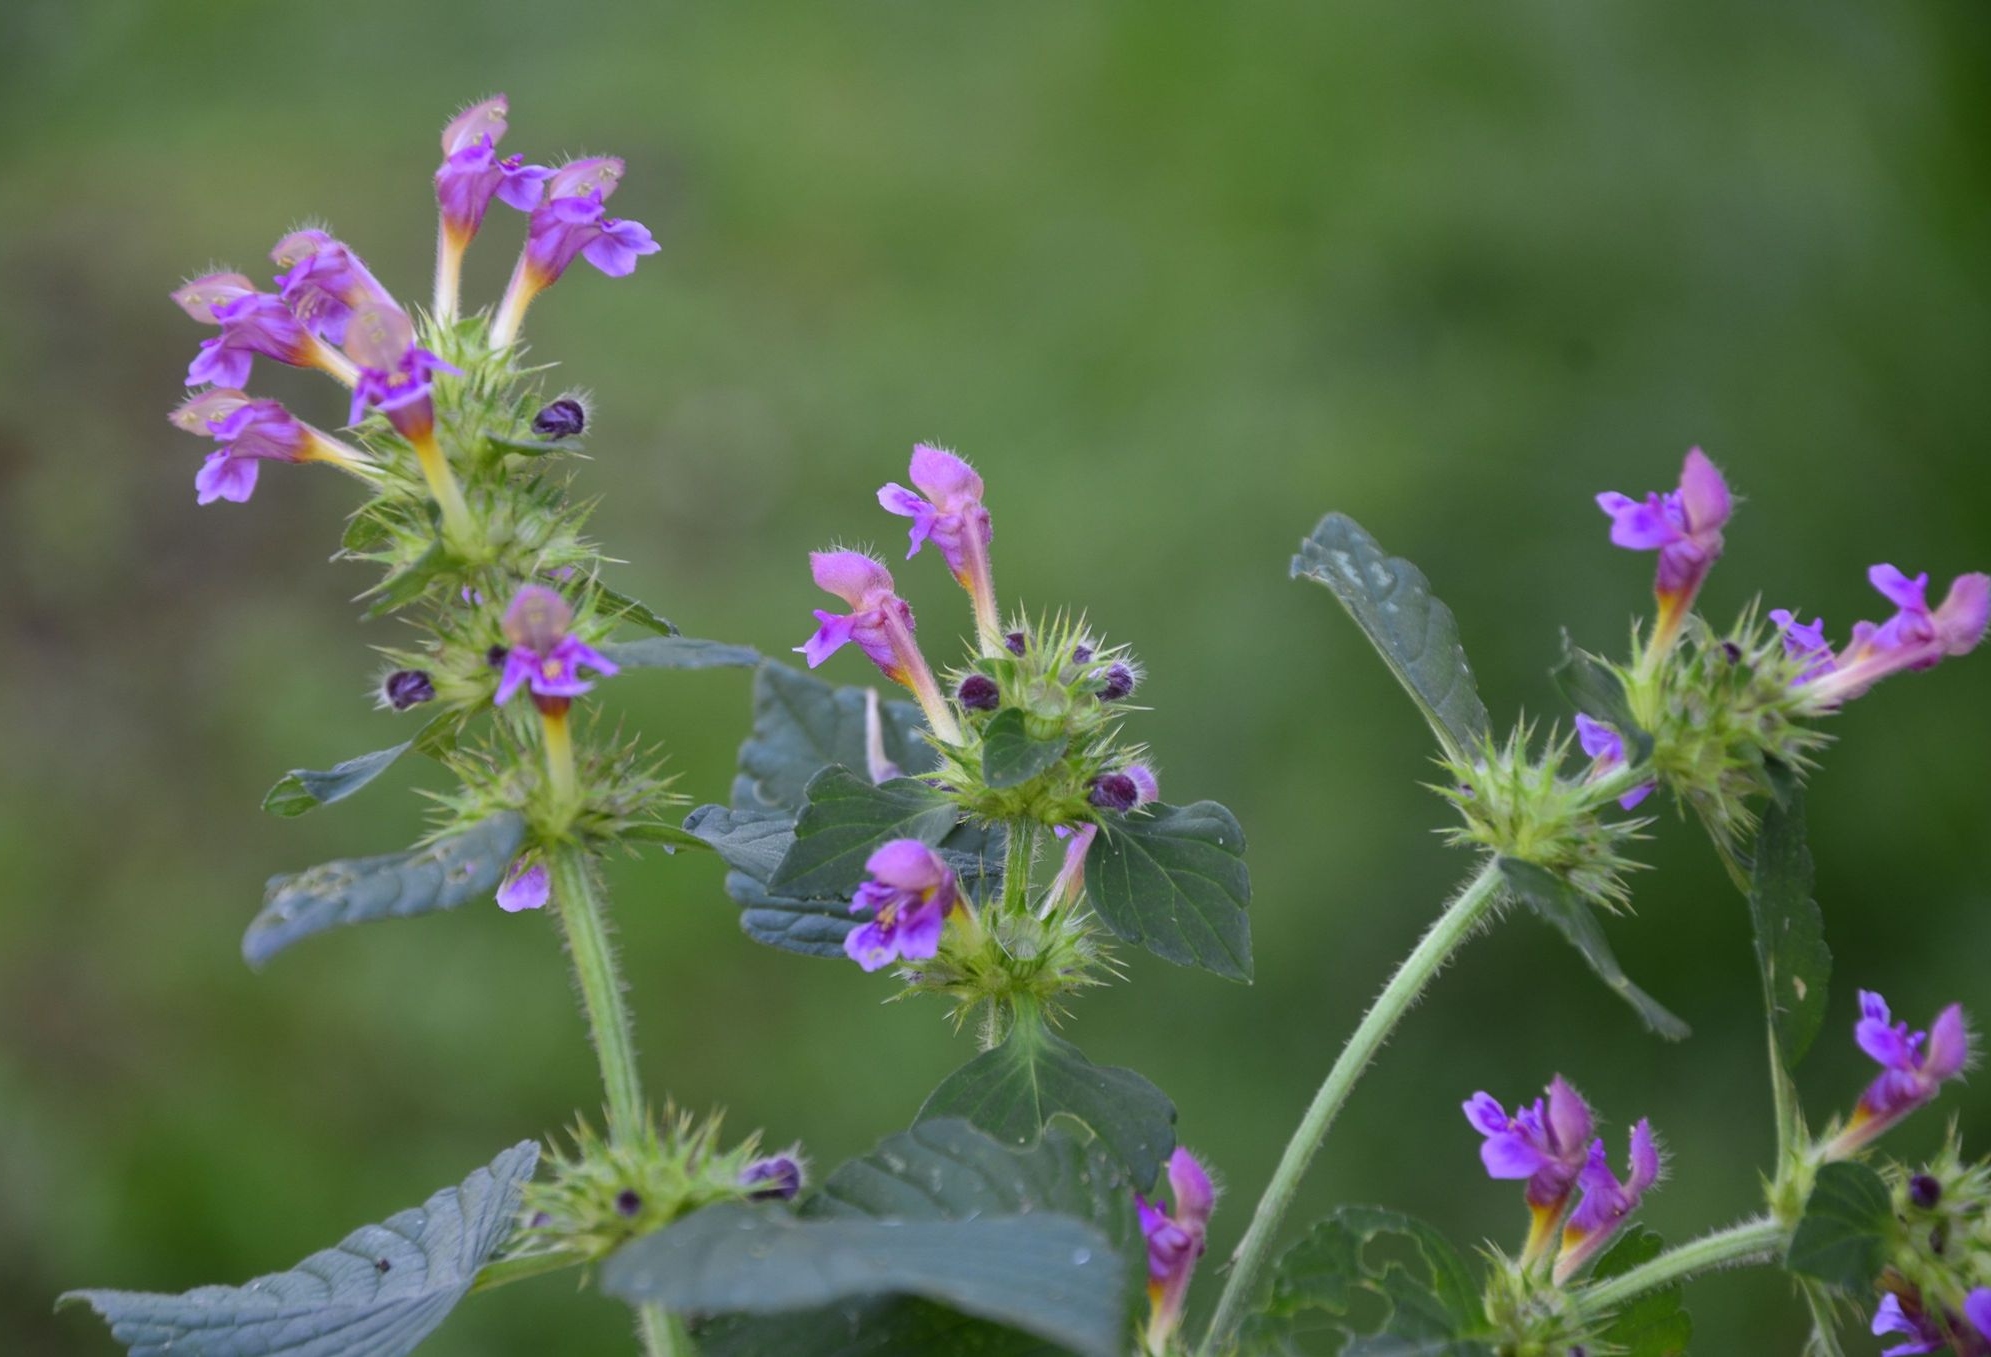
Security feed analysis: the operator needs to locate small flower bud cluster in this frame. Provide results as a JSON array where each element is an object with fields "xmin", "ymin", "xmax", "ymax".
[{"xmin": 1867, "ymin": 1140, "xmax": 1991, "ymax": 1355}]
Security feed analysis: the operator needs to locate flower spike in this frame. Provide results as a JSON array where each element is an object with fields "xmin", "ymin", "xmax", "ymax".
[
  {"xmin": 879, "ymin": 444, "xmax": 999, "ymax": 648},
  {"xmin": 1596, "ymin": 447, "xmax": 1731, "ymax": 661}
]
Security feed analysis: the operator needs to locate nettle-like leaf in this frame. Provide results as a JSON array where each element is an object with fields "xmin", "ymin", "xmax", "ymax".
[
  {"xmin": 593, "ymin": 584, "xmax": 679, "ymax": 637},
  {"xmin": 261, "ymin": 714, "xmax": 464, "ymax": 818},
  {"xmin": 770, "ymin": 768, "xmax": 966, "ymax": 897},
  {"xmin": 1553, "ymin": 633, "xmax": 1654, "ymax": 764},
  {"xmin": 1497, "ymin": 859, "xmax": 1689, "ymax": 1040},
  {"xmin": 63, "ymin": 1142, "xmax": 536, "ymax": 1357},
  {"xmin": 604, "ymin": 1120, "xmax": 1136, "ymax": 1357},
  {"xmin": 1589, "ymin": 1227, "xmax": 1692, "ymax": 1356},
  {"xmin": 1239, "ymin": 1205, "xmax": 1492, "ymax": 1355},
  {"xmin": 1293, "ymin": 512, "xmax": 1489, "ymax": 763},
  {"xmin": 1748, "ymin": 789, "xmax": 1831, "ymax": 1076},
  {"xmin": 243, "ymin": 813, "xmax": 526, "ymax": 966},
  {"xmin": 733, "ymin": 663, "xmax": 938, "ymax": 814},
  {"xmin": 917, "ymin": 1010, "xmax": 1177, "ymax": 1191},
  {"xmin": 1085, "ymin": 800, "xmax": 1252, "ymax": 981},
  {"xmin": 596, "ymin": 636, "xmax": 761, "ymax": 670},
  {"xmin": 981, "ymin": 708, "xmax": 1069, "ymax": 790},
  {"xmin": 1786, "ymin": 1161, "xmax": 1894, "ymax": 1292}
]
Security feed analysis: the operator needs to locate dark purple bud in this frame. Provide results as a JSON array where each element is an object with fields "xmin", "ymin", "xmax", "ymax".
[
  {"xmin": 1004, "ymin": 630, "xmax": 1027, "ymax": 656},
  {"xmin": 529, "ymin": 1211, "xmax": 553, "ymax": 1228},
  {"xmin": 487, "ymin": 644, "xmax": 510, "ymax": 668},
  {"xmin": 615, "ymin": 1188, "xmax": 642, "ymax": 1218},
  {"xmin": 1721, "ymin": 641, "xmax": 1742, "ymax": 664},
  {"xmin": 957, "ymin": 675, "xmax": 1000, "ymax": 710},
  {"xmin": 532, "ymin": 397, "xmax": 586, "ymax": 439},
  {"xmin": 374, "ymin": 1257, "xmax": 392, "ymax": 1274},
  {"xmin": 740, "ymin": 1154, "xmax": 804, "ymax": 1201},
  {"xmin": 1089, "ymin": 773, "xmax": 1139, "ymax": 812},
  {"xmin": 1099, "ymin": 662, "xmax": 1137, "ymax": 701},
  {"xmin": 1072, "ymin": 644, "xmax": 1093, "ymax": 663},
  {"xmin": 382, "ymin": 669, "xmax": 436, "ymax": 711},
  {"xmin": 1911, "ymin": 1174, "xmax": 1943, "ymax": 1209}
]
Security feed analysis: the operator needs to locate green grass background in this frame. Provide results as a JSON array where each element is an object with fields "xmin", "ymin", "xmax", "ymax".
[{"xmin": 4, "ymin": 1, "xmax": 1990, "ymax": 1351}]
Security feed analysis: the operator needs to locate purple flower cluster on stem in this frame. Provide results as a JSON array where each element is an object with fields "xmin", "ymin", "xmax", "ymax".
[
  {"xmin": 433, "ymin": 95, "xmax": 552, "ymax": 320},
  {"xmin": 1824, "ymin": 990, "xmax": 1971, "ymax": 1159},
  {"xmin": 1597, "ymin": 448, "xmax": 1731, "ymax": 662},
  {"xmin": 843, "ymin": 840, "xmax": 959, "ymax": 972},
  {"xmin": 175, "ymin": 271, "xmax": 359, "ymax": 389},
  {"xmin": 797, "ymin": 550, "xmax": 963, "ymax": 744},
  {"xmin": 171, "ymin": 389, "xmax": 376, "ymax": 505},
  {"xmin": 1138, "ymin": 1148, "xmax": 1216, "ymax": 1357},
  {"xmin": 1773, "ymin": 566, "xmax": 1991, "ymax": 710},
  {"xmin": 492, "ymin": 156, "xmax": 660, "ymax": 346},
  {"xmin": 879, "ymin": 445, "xmax": 1000, "ymax": 648}
]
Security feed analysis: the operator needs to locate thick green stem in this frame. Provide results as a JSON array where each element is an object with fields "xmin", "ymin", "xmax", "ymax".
[
  {"xmin": 639, "ymin": 1304, "xmax": 694, "ymax": 1356},
  {"xmin": 549, "ymin": 845, "xmax": 644, "ymax": 1146},
  {"xmin": 1575, "ymin": 1215, "xmax": 1786, "ymax": 1315},
  {"xmin": 1199, "ymin": 859, "xmax": 1506, "ymax": 1353}
]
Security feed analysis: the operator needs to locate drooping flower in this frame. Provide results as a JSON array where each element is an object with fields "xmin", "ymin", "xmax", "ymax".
[
  {"xmin": 1868, "ymin": 1293, "xmax": 1946, "ymax": 1356},
  {"xmin": 1573, "ymin": 714, "xmax": 1656, "ymax": 811},
  {"xmin": 491, "ymin": 156, "xmax": 659, "ymax": 345},
  {"xmin": 1596, "ymin": 448, "xmax": 1732, "ymax": 652},
  {"xmin": 1464, "ymin": 1076, "xmax": 1596, "ymax": 1265},
  {"xmin": 1554, "ymin": 1119, "xmax": 1662, "ymax": 1283},
  {"xmin": 1790, "ymin": 567, "xmax": 1991, "ymax": 709},
  {"xmin": 739, "ymin": 1154, "xmax": 804, "ymax": 1201},
  {"xmin": 797, "ymin": 550, "xmax": 961, "ymax": 743},
  {"xmin": 496, "ymin": 857, "xmax": 550, "ymax": 913},
  {"xmin": 271, "ymin": 229, "xmax": 394, "ymax": 346},
  {"xmin": 1137, "ymin": 1148, "xmax": 1216, "ymax": 1357},
  {"xmin": 843, "ymin": 839, "xmax": 959, "ymax": 971},
  {"xmin": 493, "ymin": 584, "xmax": 619, "ymax": 711},
  {"xmin": 177, "ymin": 275, "xmax": 357, "ymax": 389},
  {"xmin": 1824, "ymin": 991, "xmax": 1972, "ymax": 1158},
  {"xmin": 170, "ymin": 389, "xmax": 375, "ymax": 505},
  {"xmin": 878, "ymin": 444, "xmax": 999, "ymax": 643}
]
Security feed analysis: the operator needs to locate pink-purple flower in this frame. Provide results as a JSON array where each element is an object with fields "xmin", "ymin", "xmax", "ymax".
[
  {"xmin": 797, "ymin": 550, "xmax": 962, "ymax": 743},
  {"xmin": 1554, "ymin": 1118, "xmax": 1661, "ymax": 1283},
  {"xmin": 175, "ymin": 272, "xmax": 357, "ymax": 389},
  {"xmin": 1777, "ymin": 566, "xmax": 1991, "ymax": 708},
  {"xmin": 739, "ymin": 1154, "xmax": 804, "ymax": 1201},
  {"xmin": 494, "ymin": 585, "xmax": 619, "ymax": 712},
  {"xmin": 171, "ymin": 388, "xmax": 374, "ymax": 505},
  {"xmin": 878, "ymin": 445, "xmax": 999, "ymax": 642},
  {"xmin": 497, "ymin": 857, "xmax": 550, "ymax": 913},
  {"xmin": 1825, "ymin": 990, "xmax": 1972, "ymax": 1158},
  {"xmin": 1464, "ymin": 1076, "xmax": 1595, "ymax": 1264},
  {"xmin": 435, "ymin": 95, "xmax": 551, "ymax": 243},
  {"xmin": 1597, "ymin": 448, "xmax": 1731, "ymax": 648},
  {"xmin": 1137, "ymin": 1148, "xmax": 1215, "ymax": 1356},
  {"xmin": 271, "ymin": 229, "xmax": 393, "ymax": 346},
  {"xmin": 343, "ymin": 298, "xmax": 461, "ymax": 447},
  {"xmin": 843, "ymin": 839, "xmax": 959, "ymax": 972},
  {"xmin": 1573, "ymin": 714, "xmax": 1655, "ymax": 810},
  {"xmin": 491, "ymin": 156, "xmax": 658, "ymax": 345}
]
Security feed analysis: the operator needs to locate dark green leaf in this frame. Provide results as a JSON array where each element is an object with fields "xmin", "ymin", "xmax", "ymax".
[
  {"xmin": 917, "ymin": 1010, "xmax": 1177, "ymax": 1190},
  {"xmin": 593, "ymin": 584, "xmax": 680, "ymax": 637},
  {"xmin": 243, "ymin": 813, "xmax": 526, "ymax": 966},
  {"xmin": 686, "ymin": 804, "xmax": 798, "ymax": 880},
  {"xmin": 1749, "ymin": 788, "xmax": 1831, "ymax": 1074},
  {"xmin": 62, "ymin": 1142, "xmax": 536, "ymax": 1357},
  {"xmin": 610, "ymin": 1121, "xmax": 1137, "ymax": 1357},
  {"xmin": 262, "ymin": 742, "xmax": 413, "ymax": 817},
  {"xmin": 1787, "ymin": 1162, "xmax": 1894, "ymax": 1291},
  {"xmin": 769, "ymin": 768, "xmax": 962, "ymax": 897},
  {"xmin": 598, "ymin": 636, "xmax": 761, "ymax": 670},
  {"xmin": 980, "ymin": 708, "xmax": 1069, "ymax": 789},
  {"xmin": 1292, "ymin": 513, "xmax": 1489, "ymax": 762},
  {"xmin": 1553, "ymin": 633, "xmax": 1654, "ymax": 764},
  {"xmin": 1498, "ymin": 860, "xmax": 1689, "ymax": 1040},
  {"xmin": 1239, "ymin": 1205, "xmax": 1491, "ymax": 1356},
  {"xmin": 1590, "ymin": 1228, "xmax": 1692, "ymax": 1356},
  {"xmin": 733, "ymin": 664, "xmax": 935, "ymax": 812},
  {"xmin": 1085, "ymin": 801, "xmax": 1252, "ymax": 981}
]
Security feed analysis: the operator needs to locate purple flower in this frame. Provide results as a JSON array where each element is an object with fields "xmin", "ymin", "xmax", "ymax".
[
  {"xmin": 1554, "ymin": 1119, "xmax": 1661, "ymax": 1283},
  {"xmin": 1794, "ymin": 566, "xmax": 1991, "ymax": 708},
  {"xmin": 491, "ymin": 156, "xmax": 658, "ymax": 345},
  {"xmin": 1967, "ymin": 1290, "xmax": 1991, "ymax": 1345},
  {"xmin": 1464, "ymin": 1076, "xmax": 1595, "ymax": 1264},
  {"xmin": 171, "ymin": 388, "xmax": 373, "ymax": 505},
  {"xmin": 435, "ymin": 95, "xmax": 552, "ymax": 243},
  {"xmin": 843, "ymin": 839, "xmax": 959, "ymax": 972},
  {"xmin": 1768, "ymin": 609, "xmax": 1836, "ymax": 684},
  {"xmin": 344, "ymin": 299, "xmax": 461, "ymax": 447},
  {"xmin": 798, "ymin": 550, "xmax": 919, "ymax": 676},
  {"xmin": 178, "ymin": 278, "xmax": 354, "ymax": 388},
  {"xmin": 494, "ymin": 585, "xmax": 619, "ymax": 710},
  {"xmin": 271, "ymin": 229, "xmax": 393, "ymax": 346},
  {"xmin": 1825, "ymin": 991, "xmax": 1972, "ymax": 1158},
  {"xmin": 1870, "ymin": 1293, "xmax": 1946, "ymax": 1356},
  {"xmin": 879, "ymin": 445, "xmax": 1000, "ymax": 643},
  {"xmin": 957, "ymin": 674, "xmax": 1000, "ymax": 710},
  {"xmin": 497, "ymin": 857, "xmax": 550, "ymax": 913},
  {"xmin": 1573, "ymin": 714, "xmax": 1655, "ymax": 810},
  {"xmin": 1137, "ymin": 1148, "xmax": 1215, "ymax": 1354},
  {"xmin": 1597, "ymin": 448, "xmax": 1731, "ymax": 645},
  {"xmin": 740, "ymin": 1154, "xmax": 804, "ymax": 1201}
]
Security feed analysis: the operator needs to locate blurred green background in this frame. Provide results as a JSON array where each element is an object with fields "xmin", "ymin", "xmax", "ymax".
[{"xmin": 5, "ymin": 1, "xmax": 1990, "ymax": 1351}]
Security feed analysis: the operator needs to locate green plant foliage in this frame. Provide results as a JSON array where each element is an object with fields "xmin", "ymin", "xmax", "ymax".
[
  {"xmin": 770, "ymin": 768, "xmax": 966, "ymax": 897},
  {"xmin": 1553, "ymin": 633, "xmax": 1654, "ymax": 764},
  {"xmin": 1590, "ymin": 1227, "xmax": 1693, "ymax": 1357},
  {"xmin": 1497, "ymin": 859, "xmax": 1690, "ymax": 1039},
  {"xmin": 596, "ymin": 636, "xmax": 762, "ymax": 670},
  {"xmin": 980, "ymin": 707, "xmax": 1071, "ymax": 789},
  {"xmin": 1084, "ymin": 800, "xmax": 1252, "ymax": 980},
  {"xmin": 732, "ymin": 664, "xmax": 937, "ymax": 813},
  {"xmin": 1786, "ymin": 1162, "xmax": 1895, "ymax": 1292},
  {"xmin": 1748, "ymin": 789, "xmax": 1831, "ymax": 1075}
]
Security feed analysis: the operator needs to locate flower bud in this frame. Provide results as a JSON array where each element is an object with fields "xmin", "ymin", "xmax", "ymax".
[
  {"xmin": 740, "ymin": 1154, "xmax": 804, "ymax": 1201},
  {"xmin": 1910, "ymin": 1173, "xmax": 1943, "ymax": 1210},
  {"xmin": 1004, "ymin": 630, "xmax": 1027, "ymax": 656},
  {"xmin": 532, "ymin": 397, "xmax": 586, "ymax": 438},
  {"xmin": 614, "ymin": 1188, "xmax": 642, "ymax": 1218},
  {"xmin": 1099, "ymin": 662, "xmax": 1137, "ymax": 701},
  {"xmin": 1072, "ymin": 644, "xmax": 1094, "ymax": 664},
  {"xmin": 381, "ymin": 669, "xmax": 436, "ymax": 711},
  {"xmin": 1089, "ymin": 773, "xmax": 1139, "ymax": 812},
  {"xmin": 957, "ymin": 675, "xmax": 1000, "ymax": 710}
]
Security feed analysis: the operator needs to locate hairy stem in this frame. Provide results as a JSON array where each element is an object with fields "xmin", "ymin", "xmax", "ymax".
[
  {"xmin": 639, "ymin": 1304, "xmax": 694, "ymax": 1356},
  {"xmin": 549, "ymin": 845, "xmax": 644, "ymax": 1145},
  {"xmin": 1199, "ymin": 858, "xmax": 1506, "ymax": 1352},
  {"xmin": 1575, "ymin": 1215, "xmax": 1787, "ymax": 1315}
]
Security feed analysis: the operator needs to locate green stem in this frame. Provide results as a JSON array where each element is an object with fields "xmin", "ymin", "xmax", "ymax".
[
  {"xmin": 1002, "ymin": 820, "xmax": 1037, "ymax": 915},
  {"xmin": 1575, "ymin": 1215, "xmax": 1786, "ymax": 1315},
  {"xmin": 639, "ymin": 1304, "xmax": 694, "ymax": 1356},
  {"xmin": 1199, "ymin": 859, "xmax": 1506, "ymax": 1353},
  {"xmin": 470, "ymin": 1248, "xmax": 586, "ymax": 1294},
  {"xmin": 549, "ymin": 845, "xmax": 644, "ymax": 1146}
]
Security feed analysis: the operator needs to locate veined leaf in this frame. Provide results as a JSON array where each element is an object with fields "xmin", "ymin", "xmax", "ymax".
[
  {"xmin": 593, "ymin": 584, "xmax": 679, "ymax": 637},
  {"xmin": 769, "ymin": 768, "xmax": 962, "ymax": 897},
  {"xmin": 917, "ymin": 1008, "xmax": 1177, "ymax": 1190},
  {"xmin": 1553, "ymin": 633, "xmax": 1654, "ymax": 764},
  {"xmin": 243, "ymin": 813, "xmax": 526, "ymax": 966},
  {"xmin": 1787, "ymin": 1162, "xmax": 1893, "ymax": 1292},
  {"xmin": 1590, "ymin": 1227, "xmax": 1692, "ymax": 1356},
  {"xmin": 1749, "ymin": 789, "xmax": 1830, "ymax": 1075},
  {"xmin": 1498, "ymin": 860, "xmax": 1689, "ymax": 1040},
  {"xmin": 1085, "ymin": 800, "xmax": 1252, "ymax": 981},
  {"xmin": 732, "ymin": 664, "xmax": 935, "ymax": 813},
  {"xmin": 63, "ymin": 1142, "xmax": 536, "ymax": 1357},
  {"xmin": 598, "ymin": 636, "xmax": 761, "ymax": 670},
  {"xmin": 980, "ymin": 709, "xmax": 1069, "ymax": 790},
  {"xmin": 1292, "ymin": 512, "xmax": 1489, "ymax": 762}
]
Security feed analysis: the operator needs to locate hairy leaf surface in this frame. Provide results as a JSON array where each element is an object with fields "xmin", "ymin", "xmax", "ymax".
[{"xmin": 1085, "ymin": 800, "xmax": 1252, "ymax": 981}]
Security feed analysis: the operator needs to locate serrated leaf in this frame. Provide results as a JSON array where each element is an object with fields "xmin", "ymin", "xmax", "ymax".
[
  {"xmin": 980, "ymin": 709, "xmax": 1069, "ymax": 790},
  {"xmin": 1749, "ymin": 789, "xmax": 1830, "ymax": 1075},
  {"xmin": 917, "ymin": 1009, "xmax": 1177, "ymax": 1190},
  {"xmin": 1553, "ymin": 633, "xmax": 1654, "ymax": 764},
  {"xmin": 597, "ymin": 636, "xmax": 761, "ymax": 670},
  {"xmin": 732, "ymin": 664, "xmax": 935, "ymax": 813},
  {"xmin": 769, "ymin": 768, "xmax": 962, "ymax": 897},
  {"xmin": 1589, "ymin": 1228, "xmax": 1692, "ymax": 1356},
  {"xmin": 1292, "ymin": 513, "xmax": 1489, "ymax": 762},
  {"xmin": 686, "ymin": 804, "xmax": 799, "ymax": 880},
  {"xmin": 593, "ymin": 584, "xmax": 679, "ymax": 637},
  {"xmin": 243, "ymin": 814, "xmax": 526, "ymax": 966},
  {"xmin": 1497, "ymin": 860, "xmax": 1689, "ymax": 1040},
  {"xmin": 610, "ymin": 1121, "xmax": 1137, "ymax": 1357},
  {"xmin": 1239, "ymin": 1205, "xmax": 1491, "ymax": 1356},
  {"xmin": 1787, "ymin": 1162, "xmax": 1893, "ymax": 1291},
  {"xmin": 63, "ymin": 1142, "xmax": 536, "ymax": 1357},
  {"xmin": 1085, "ymin": 801, "xmax": 1252, "ymax": 981}
]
